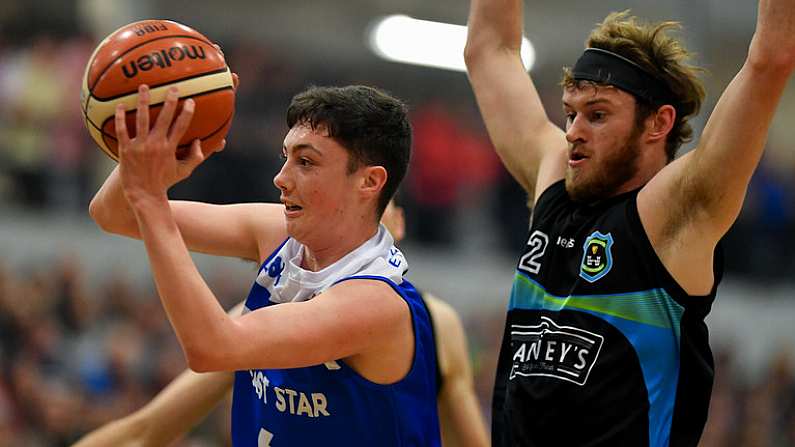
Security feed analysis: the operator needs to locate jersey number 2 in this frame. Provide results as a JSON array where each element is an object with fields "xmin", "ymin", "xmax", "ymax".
[{"xmin": 518, "ymin": 230, "xmax": 548, "ymax": 275}]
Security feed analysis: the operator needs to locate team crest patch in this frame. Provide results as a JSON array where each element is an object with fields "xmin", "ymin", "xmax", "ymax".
[{"xmin": 579, "ymin": 231, "xmax": 614, "ymax": 283}]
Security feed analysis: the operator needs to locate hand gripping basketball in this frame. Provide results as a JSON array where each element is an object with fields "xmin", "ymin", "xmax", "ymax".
[
  {"xmin": 81, "ymin": 20, "xmax": 236, "ymax": 161},
  {"xmin": 115, "ymin": 84, "xmax": 221, "ymax": 203}
]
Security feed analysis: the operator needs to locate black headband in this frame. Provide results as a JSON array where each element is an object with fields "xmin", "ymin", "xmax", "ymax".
[{"xmin": 571, "ymin": 47, "xmax": 673, "ymax": 106}]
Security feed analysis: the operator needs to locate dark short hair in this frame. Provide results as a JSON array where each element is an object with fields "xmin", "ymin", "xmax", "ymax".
[{"xmin": 286, "ymin": 85, "xmax": 412, "ymax": 218}]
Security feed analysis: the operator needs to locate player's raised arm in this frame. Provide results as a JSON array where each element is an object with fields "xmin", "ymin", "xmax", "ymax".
[
  {"xmin": 638, "ymin": 0, "xmax": 795, "ymax": 292},
  {"xmin": 464, "ymin": 0, "xmax": 567, "ymax": 201},
  {"xmin": 120, "ymin": 197, "xmax": 412, "ymax": 376},
  {"xmin": 89, "ymin": 85, "xmax": 287, "ymax": 263},
  {"xmin": 182, "ymin": 280, "xmax": 412, "ymax": 377}
]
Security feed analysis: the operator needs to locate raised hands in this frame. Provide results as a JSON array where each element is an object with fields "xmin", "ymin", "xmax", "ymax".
[{"xmin": 115, "ymin": 85, "xmax": 222, "ymax": 206}]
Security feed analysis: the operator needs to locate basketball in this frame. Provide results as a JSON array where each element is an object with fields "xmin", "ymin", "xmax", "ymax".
[{"xmin": 81, "ymin": 19, "xmax": 235, "ymax": 161}]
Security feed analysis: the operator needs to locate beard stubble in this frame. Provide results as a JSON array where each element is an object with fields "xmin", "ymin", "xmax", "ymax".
[{"xmin": 565, "ymin": 125, "xmax": 644, "ymax": 204}]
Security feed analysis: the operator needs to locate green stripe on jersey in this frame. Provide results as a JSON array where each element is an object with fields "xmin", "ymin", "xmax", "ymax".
[{"xmin": 510, "ymin": 273, "xmax": 684, "ymax": 330}]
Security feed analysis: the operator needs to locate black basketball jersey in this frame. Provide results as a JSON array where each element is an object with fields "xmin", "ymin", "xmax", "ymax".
[{"xmin": 492, "ymin": 180, "xmax": 722, "ymax": 447}]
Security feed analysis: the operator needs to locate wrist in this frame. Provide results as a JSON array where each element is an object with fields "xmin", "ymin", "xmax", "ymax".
[{"xmin": 125, "ymin": 189, "xmax": 170, "ymax": 215}]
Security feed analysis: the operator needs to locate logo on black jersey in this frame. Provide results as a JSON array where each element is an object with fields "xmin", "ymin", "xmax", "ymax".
[
  {"xmin": 579, "ymin": 231, "xmax": 614, "ymax": 283},
  {"xmin": 509, "ymin": 316, "xmax": 604, "ymax": 386}
]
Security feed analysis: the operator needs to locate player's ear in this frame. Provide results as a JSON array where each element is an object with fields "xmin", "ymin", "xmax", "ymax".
[
  {"xmin": 645, "ymin": 104, "xmax": 676, "ymax": 144},
  {"xmin": 360, "ymin": 165, "xmax": 388, "ymax": 198}
]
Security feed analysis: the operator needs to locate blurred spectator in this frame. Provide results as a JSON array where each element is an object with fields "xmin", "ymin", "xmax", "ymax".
[{"xmin": 405, "ymin": 101, "xmax": 500, "ymax": 247}]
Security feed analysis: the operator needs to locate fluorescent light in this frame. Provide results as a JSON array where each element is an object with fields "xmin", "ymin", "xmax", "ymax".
[{"xmin": 368, "ymin": 15, "xmax": 535, "ymax": 72}]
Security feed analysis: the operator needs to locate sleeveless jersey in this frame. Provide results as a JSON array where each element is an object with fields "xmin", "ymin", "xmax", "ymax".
[
  {"xmin": 492, "ymin": 181, "xmax": 723, "ymax": 447},
  {"xmin": 418, "ymin": 292, "xmax": 443, "ymax": 396},
  {"xmin": 231, "ymin": 225, "xmax": 441, "ymax": 447}
]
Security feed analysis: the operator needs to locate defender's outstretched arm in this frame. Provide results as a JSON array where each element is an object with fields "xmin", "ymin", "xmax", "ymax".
[
  {"xmin": 465, "ymin": 0, "xmax": 567, "ymax": 202},
  {"xmin": 638, "ymin": 0, "xmax": 795, "ymax": 293}
]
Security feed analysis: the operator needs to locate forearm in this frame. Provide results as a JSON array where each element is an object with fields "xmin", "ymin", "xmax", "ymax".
[
  {"xmin": 89, "ymin": 166, "xmax": 142, "ymax": 238},
  {"xmin": 73, "ymin": 415, "xmax": 146, "ymax": 447},
  {"xmin": 465, "ymin": 0, "xmax": 523, "ymax": 58},
  {"xmin": 75, "ymin": 372, "xmax": 232, "ymax": 447},
  {"xmin": 138, "ymin": 370, "xmax": 234, "ymax": 445},
  {"xmin": 439, "ymin": 379, "xmax": 489, "ymax": 447},
  {"xmin": 691, "ymin": 59, "xmax": 791, "ymax": 225},
  {"xmin": 131, "ymin": 196, "xmax": 234, "ymax": 370},
  {"xmin": 696, "ymin": 0, "xmax": 795, "ymax": 199},
  {"xmin": 464, "ymin": 0, "xmax": 566, "ymax": 197}
]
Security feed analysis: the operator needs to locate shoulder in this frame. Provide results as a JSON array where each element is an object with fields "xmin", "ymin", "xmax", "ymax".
[
  {"xmin": 531, "ymin": 179, "xmax": 569, "ymax": 220},
  {"xmin": 421, "ymin": 293, "xmax": 468, "ymax": 380},
  {"xmin": 423, "ymin": 293, "xmax": 464, "ymax": 336},
  {"xmin": 325, "ymin": 279, "xmax": 415, "ymax": 382}
]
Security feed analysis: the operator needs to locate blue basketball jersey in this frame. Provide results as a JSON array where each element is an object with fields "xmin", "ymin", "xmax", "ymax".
[{"xmin": 231, "ymin": 227, "xmax": 441, "ymax": 446}]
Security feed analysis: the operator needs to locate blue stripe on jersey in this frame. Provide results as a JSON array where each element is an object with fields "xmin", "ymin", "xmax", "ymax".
[
  {"xmin": 243, "ymin": 238, "xmax": 288, "ymax": 312},
  {"xmin": 509, "ymin": 270, "xmax": 684, "ymax": 447},
  {"xmin": 260, "ymin": 239, "xmax": 290, "ymax": 272}
]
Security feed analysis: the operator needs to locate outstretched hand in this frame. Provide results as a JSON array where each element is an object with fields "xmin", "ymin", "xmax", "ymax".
[{"xmin": 116, "ymin": 85, "xmax": 224, "ymax": 206}]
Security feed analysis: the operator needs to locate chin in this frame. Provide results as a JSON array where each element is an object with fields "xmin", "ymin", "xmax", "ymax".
[
  {"xmin": 565, "ymin": 170, "xmax": 588, "ymax": 202},
  {"xmin": 565, "ymin": 171, "xmax": 605, "ymax": 204},
  {"xmin": 284, "ymin": 221, "xmax": 305, "ymax": 241}
]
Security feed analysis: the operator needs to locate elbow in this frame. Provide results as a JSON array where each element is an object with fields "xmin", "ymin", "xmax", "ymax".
[
  {"xmin": 464, "ymin": 26, "xmax": 522, "ymax": 68},
  {"xmin": 464, "ymin": 38, "xmax": 490, "ymax": 69},
  {"xmin": 184, "ymin": 336, "xmax": 235, "ymax": 373},
  {"xmin": 464, "ymin": 27, "xmax": 500, "ymax": 68},
  {"xmin": 185, "ymin": 351, "xmax": 214, "ymax": 373},
  {"xmin": 463, "ymin": 38, "xmax": 520, "ymax": 72},
  {"xmin": 88, "ymin": 194, "xmax": 133, "ymax": 236},
  {"xmin": 746, "ymin": 45, "xmax": 795, "ymax": 77},
  {"xmin": 88, "ymin": 195, "xmax": 112, "ymax": 232},
  {"xmin": 184, "ymin": 344, "xmax": 219, "ymax": 373},
  {"xmin": 185, "ymin": 318, "xmax": 241, "ymax": 373}
]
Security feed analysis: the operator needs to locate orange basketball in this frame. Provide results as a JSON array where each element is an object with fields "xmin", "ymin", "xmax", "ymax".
[{"xmin": 81, "ymin": 19, "xmax": 235, "ymax": 161}]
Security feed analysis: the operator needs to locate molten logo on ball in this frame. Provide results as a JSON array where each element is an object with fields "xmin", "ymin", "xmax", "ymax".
[
  {"xmin": 122, "ymin": 45, "xmax": 207, "ymax": 78},
  {"xmin": 81, "ymin": 19, "xmax": 235, "ymax": 161}
]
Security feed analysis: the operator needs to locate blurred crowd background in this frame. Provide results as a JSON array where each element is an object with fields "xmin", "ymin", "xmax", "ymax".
[{"xmin": 1, "ymin": 0, "xmax": 795, "ymax": 446}]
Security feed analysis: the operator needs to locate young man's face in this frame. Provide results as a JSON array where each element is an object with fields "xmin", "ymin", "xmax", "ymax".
[
  {"xmin": 562, "ymin": 84, "xmax": 645, "ymax": 203},
  {"xmin": 273, "ymin": 123, "xmax": 360, "ymax": 242}
]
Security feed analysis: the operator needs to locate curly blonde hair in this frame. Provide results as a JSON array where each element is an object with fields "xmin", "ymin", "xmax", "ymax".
[{"xmin": 562, "ymin": 11, "xmax": 706, "ymax": 161}]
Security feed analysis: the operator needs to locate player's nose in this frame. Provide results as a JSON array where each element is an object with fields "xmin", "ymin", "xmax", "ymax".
[
  {"xmin": 565, "ymin": 115, "xmax": 587, "ymax": 144},
  {"xmin": 273, "ymin": 163, "xmax": 292, "ymax": 191}
]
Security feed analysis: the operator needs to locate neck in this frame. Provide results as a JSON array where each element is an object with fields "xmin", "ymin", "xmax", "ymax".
[
  {"xmin": 611, "ymin": 172, "xmax": 655, "ymax": 197},
  {"xmin": 300, "ymin": 222, "xmax": 379, "ymax": 272},
  {"xmin": 613, "ymin": 144, "xmax": 668, "ymax": 196}
]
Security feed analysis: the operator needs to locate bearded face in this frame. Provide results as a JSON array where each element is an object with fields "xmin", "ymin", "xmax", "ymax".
[
  {"xmin": 565, "ymin": 124, "xmax": 643, "ymax": 203},
  {"xmin": 562, "ymin": 84, "xmax": 647, "ymax": 204}
]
